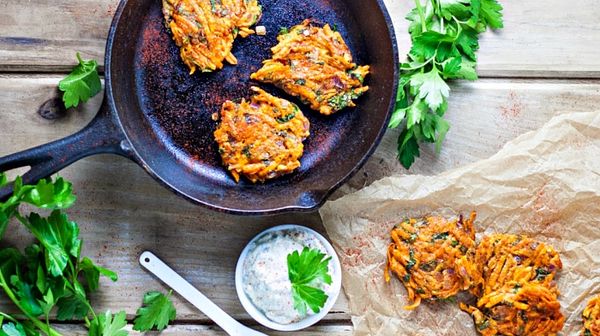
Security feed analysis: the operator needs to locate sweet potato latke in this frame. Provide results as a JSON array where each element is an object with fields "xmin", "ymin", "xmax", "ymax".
[
  {"xmin": 250, "ymin": 20, "xmax": 370, "ymax": 115},
  {"xmin": 162, "ymin": 0, "xmax": 262, "ymax": 74},
  {"xmin": 385, "ymin": 212, "xmax": 481, "ymax": 310},
  {"xmin": 461, "ymin": 282, "xmax": 564, "ymax": 336},
  {"xmin": 461, "ymin": 234, "xmax": 564, "ymax": 336},
  {"xmin": 470, "ymin": 234, "xmax": 563, "ymax": 297},
  {"xmin": 214, "ymin": 87, "xmax": 310, "ymax": 183},
  {"xmin": 583, "ymin": 295, "xmax": 600, "ymax": 336}
]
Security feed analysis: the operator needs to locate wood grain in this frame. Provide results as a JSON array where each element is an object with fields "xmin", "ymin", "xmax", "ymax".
[
  {"xmin": 0, "ymin": 0, "xmax": 599, "ymax": 77},
  {"xmin": 1, "ymin": 76, "xmax": 599, "ymax": 325},
  {"xmin": 51, "ymin": 324, "xmax": 352, "ymax": 335}
]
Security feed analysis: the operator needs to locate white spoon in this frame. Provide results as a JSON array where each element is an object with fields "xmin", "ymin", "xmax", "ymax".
[{"xmin": 139, "ymin": 251, "xmax": 268, "ymax": 336}]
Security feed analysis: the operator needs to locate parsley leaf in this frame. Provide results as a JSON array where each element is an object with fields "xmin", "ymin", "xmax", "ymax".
[
  {"xmin": 80, "ymin": 257, "xmax": 118, "ymax": 292},
  {"xmin": 89, "ymin": 311, "xmax": 128, "ymax": 336},
  {"xmin": 58, "ymin": 53, "xmax": 102, "ymax": 109},
  {"xmin": 55, "ymin": 292, "xmax": 90, "ymax": 321},
  {"xmin": 410, "ymin": 68, "xmax": 450, "ymax": 111},
  {"xmin": 9, "ymin": 276, "xmax": 43, "ymax": 316},
  {"xmin": 21, "ymin": 211, "xmax": 81, "ymax": 277},
  {"xmin": 287, "ymin": 247, "xmax": 332, "ymax": 315},
  {"xmin": 389, "ymin": 0, "xmax": 503, "ymax": 168},
  {"xmin": 1, "ymin": 322, "xmax": 27, "ymax": 336},
  {"xmin": 479, "ymin": 0, "xmax": 504, "ymax": 29},
  {"xmin": 133, "ymin": 291, "xmax": 177, "ymax": 332}
]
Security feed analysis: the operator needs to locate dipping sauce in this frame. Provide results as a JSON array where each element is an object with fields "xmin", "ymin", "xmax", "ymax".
[{"xmin": 241, "ymin": 228, "xmax": 334, "ymax": 324}]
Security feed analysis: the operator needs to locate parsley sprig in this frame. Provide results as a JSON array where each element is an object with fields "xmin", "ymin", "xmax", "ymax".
[
  {"xmin": 0, "ymin": 173, "xmax": 176, "ymax": 335},
  {"xmin": 287, "ymin": 247, "xmax": 332, "ymax": 316},
  {"xmin": 391, "ymin": 0, "xmax": 504, "ymax": 168},
  {"xmin": 58, "ymin": 53, "xmax": 102, "ymax": 109},
  {"xmin": 133, "ymin": 291, "xmax": 176, "ymax": 332}
]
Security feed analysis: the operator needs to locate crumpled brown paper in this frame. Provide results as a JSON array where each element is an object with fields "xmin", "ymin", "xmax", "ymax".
[{"xmin": 320, "ymin": 111, "xmax": 600, "ymax": 336}]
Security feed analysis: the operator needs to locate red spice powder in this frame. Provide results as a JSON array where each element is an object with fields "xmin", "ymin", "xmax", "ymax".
[{"xmin": 500, "ymin": 91, "xmax": 523, "ymax": 119}]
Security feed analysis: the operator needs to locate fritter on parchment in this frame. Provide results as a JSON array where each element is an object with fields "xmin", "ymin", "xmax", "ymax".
[
  {"xmin": 583, "ymin": 295, "xmax": 600, "ymax": 336},
  {"xmin": 214, "ymin": 87, "xmax": 310, "ymax": 183},
  {"xmin": 461, "ymin": 234, "xmax": 564, "ymax": 336},
  {"xmin": 470, "ymin": 234, "xmax": 563, "ymax": 297},
  {"xmin": 461, "ymin": 282, "xmax": 564, "ymax": 336},
  {"xmin": 251, "ymin": 20, "xmax": 370, "ymax": 115},
  {"xmin": 163, "ymin": 0, "xmax": 262, "ymax": 74},
  {"xmin": 385, "ymin": 212, "xmax": 482, "ymax": 310}
]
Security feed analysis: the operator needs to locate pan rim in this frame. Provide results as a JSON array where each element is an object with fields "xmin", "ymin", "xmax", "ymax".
[{"xmin": 104, "ymin": 0, "xmax": 399, "ymax": 215}]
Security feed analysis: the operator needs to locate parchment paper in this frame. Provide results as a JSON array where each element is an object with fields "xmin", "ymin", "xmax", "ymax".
[{"xmin": 320, "ymin": 111, "xmax": 600, "ymax": 335}]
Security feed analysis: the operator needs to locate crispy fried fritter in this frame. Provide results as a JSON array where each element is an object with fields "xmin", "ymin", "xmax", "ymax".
[
  {"xmin": 251, "ymin": 20, "xmax": 370, "ymax": 115},
  {"xmin": 461, "ymin": 234, "xmax": 564, "ymax": 336},
  {"xmin": 385, "ymin": 212, "xmax": 482, "ymax": 309},
  {"xmin": 162, "ymin": 0, "xmax": 262, "ymax": 74},
  {"xmin": 583, "ymin": 295, "xmax": 600, "ymax": 336},
  {"xmin": 461, "ymin": 282, "xmax": 564, "ymax": 336},
  {"xmin": 214, "ymin": 87, "xmax": 310, "ymax": 183},
  {"xmin": 470, "ymin": 234, "xmax": 563, "ymax": 297}
]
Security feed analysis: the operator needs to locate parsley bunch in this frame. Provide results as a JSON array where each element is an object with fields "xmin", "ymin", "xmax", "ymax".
[
  {"xmin": 287, "ymin": 247, "xmax": 332, "ymax": 316},
  {"xmin": 391, "ymin": 0, "xmax": 504, "ymax": 168},
  {"xmin": 0, "ymin": 173, "xmax": 176, "ymax": 335}
]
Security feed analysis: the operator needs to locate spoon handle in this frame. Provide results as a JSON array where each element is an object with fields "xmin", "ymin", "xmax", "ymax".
[{"xmin": 139, "ymin": 251, "xmax": 268, "ymax": 336}]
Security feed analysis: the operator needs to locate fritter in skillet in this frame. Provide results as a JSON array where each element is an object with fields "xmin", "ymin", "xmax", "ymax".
[
  {"xmin": 251, "ymin": 20, "xmax": 370, "ymax": 115},
  {"xmin": 163, "ymin": 0, "xmax": 262, "ymax": 74},
  {"xmin": 385, "ymin": 212, "xmax": 482, "ymax": 310},
  {"xmin": 583, "ymin": 295, "xmax": 600, "ymax": 336},
  {"xmin": 214, "ymin": 87, "xmax": 310, "ymax": 183}
]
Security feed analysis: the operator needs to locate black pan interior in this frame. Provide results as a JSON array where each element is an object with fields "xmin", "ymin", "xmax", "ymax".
[{"xmin": 107, "ymin": 0, "xmax": 397, "ymax": 213}]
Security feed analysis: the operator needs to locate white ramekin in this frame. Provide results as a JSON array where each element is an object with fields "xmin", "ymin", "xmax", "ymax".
[{"xmin": 235, "ymin": 224, "xmax": 342, "ymax": 331}]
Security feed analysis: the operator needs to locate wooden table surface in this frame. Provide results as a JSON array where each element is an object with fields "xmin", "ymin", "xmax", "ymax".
[{"xmin": 1, "ymin": 0, "xmax": 600, "ymax": 334}]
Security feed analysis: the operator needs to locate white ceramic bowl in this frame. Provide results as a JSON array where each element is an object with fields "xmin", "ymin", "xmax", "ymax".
[{"xmin": 235, "ymin": 224, "xmax": 342, "ymax": 331}]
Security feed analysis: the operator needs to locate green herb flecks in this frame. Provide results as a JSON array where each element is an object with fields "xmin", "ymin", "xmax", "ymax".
[
  {"xmin": 327, "ymin": 90, "xmax": 361, "ymax": 111},
  {"xmin": 276, "ymin": 107, "xmax": 298, "ymax": 123},
  {"xmin": 405, "ymin": 248, "xmax": 417, "ymax": 271},
  {"xmin": 534, "ymin": 267, "xmax": 551, "ymax": 281},
  {"xmin": 431, "ymin": 232, "xmax": 449, "ymax": 241}
]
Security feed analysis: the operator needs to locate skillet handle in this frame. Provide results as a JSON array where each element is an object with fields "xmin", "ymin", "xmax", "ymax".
[{"xmin": 0, "ymin": 100, "xmax": 132, "ymax": 199}]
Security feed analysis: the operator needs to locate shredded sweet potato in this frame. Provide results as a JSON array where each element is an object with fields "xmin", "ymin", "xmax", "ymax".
[
  {"xmin": 385, "ymin": 212, "xmax": 482, "ymax": 309},
  {"xmin": 214, "ymin": 87, "xmax": 310, "ymax": 183},
  {"xmin": 583, "ymin": 295, "xmax": 600, "ymax": 336},
  {"xmin": 251, "ymin": 20, "xmax": 370, "ymax": 115},
  {"xmin": 461, "ymin": 234, "xmax": 564, "ymax": 336},
  {"xmin": 470, "ymin": 234, "xmax": 563, "ymax": 297},
  {"xmin": 461, "ymin": 282, "xmax": 564, "ymax": 336},
  {"xmin": 162, "ymin": 0, "xmax": 262, "ymax": 74}
]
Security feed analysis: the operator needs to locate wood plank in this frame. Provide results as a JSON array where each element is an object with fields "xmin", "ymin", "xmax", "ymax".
[
  {"xmin": 386, "ymin": 0, "xmax": 600, "ymax": 78},
  {"xmin": 0, "ymin": 0, "xmax": 599, "ymax": 77},
  {"xmin": 51, "ymin": 323, "xmax": 352, "ymax": 335},
  {"xmin": 1, "ymin": 76, "xmax": 600, "ymax": 322},
  {"xmin": 337, "ymin": 78, "xmax": 600, "ymax": 195}
]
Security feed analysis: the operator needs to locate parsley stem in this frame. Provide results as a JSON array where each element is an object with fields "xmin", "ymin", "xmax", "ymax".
[
  {"xmin": 402, "ymin": 56, "xmax": 435, "ymax": 71},
  {"xmin": 0, "ymin": 311, "xmax": 18, "ymax": 323},
  {"xmin": 0, "ymin": 272, "xmax": 62, "ymax": 336},
  {"xmin": 414, "ymin": 0, "xmax": 427, "ymax": 32}
]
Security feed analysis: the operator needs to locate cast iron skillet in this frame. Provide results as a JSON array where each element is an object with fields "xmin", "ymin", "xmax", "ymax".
[{"xmin": 0, "ymin": 0, "xmax": 398, "ymax": 214}]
